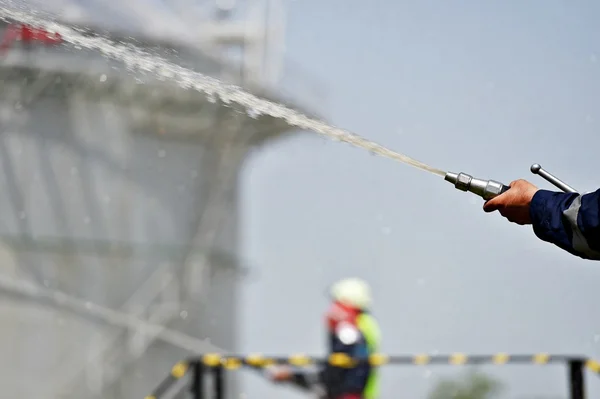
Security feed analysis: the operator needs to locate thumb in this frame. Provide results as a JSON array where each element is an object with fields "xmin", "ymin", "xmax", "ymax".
[{"xmin": 483, "ymin": 196, "xmax": 501, "ymax": 213}]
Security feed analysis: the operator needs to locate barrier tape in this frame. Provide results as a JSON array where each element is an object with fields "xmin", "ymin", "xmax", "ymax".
[
  {"xmin": 146, "ymin": 353, "xmax": 600, "ymax": 399},
  {"xmin": 194, "ymin": 353, "xmax": 600, "ymax": 370}
]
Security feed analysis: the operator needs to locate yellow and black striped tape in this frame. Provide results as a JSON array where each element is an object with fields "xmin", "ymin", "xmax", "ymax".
[{"xmin": 192, "ymin": 353, "xmax": 600, "ymax": 372}]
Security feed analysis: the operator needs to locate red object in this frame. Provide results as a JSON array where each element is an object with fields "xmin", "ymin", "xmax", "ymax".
[
  {"xmin": 0, "ymin": 23, "xmax": 62, "ymax": 52},
  {"xmin": 325, "ymin": 301, "xmax": 360, "ymax": 332},
  {"xmin": 336, "ymin": 394, "xmax": 362, "ymax": 399}
]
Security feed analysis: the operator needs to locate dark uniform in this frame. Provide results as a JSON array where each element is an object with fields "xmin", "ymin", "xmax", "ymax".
[
  {"xmin": 530, "ymin": 188, "xmax": 600, "ymax": 260},
  {"xmin": 289, "ymin": 312, "xmax": 380, "ymax": 399}
]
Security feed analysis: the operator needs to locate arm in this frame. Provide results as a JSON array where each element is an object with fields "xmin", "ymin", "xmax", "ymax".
[
  {"xmin": 262, "ymin": 364, "xmax": 322, "ymax": 392},
  {"xmin": 530, "ymin": 188, "xmax": 600, "ymax": 260},
  {"xmin": 289, "ymin": 368, "xmax": 321, "ymax": 390}
]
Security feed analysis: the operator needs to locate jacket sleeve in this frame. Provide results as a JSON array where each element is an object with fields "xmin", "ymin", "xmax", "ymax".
[
  {"xmin": 289, "ymin": 369, "xmax": 320, "ymax": 391},
  {"xmin": 529, "ymin": 188, "xmax": 600, "ymax": 260}
]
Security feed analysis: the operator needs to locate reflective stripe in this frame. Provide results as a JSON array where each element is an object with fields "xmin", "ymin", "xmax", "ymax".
[{"xmin": 562, "ymin": 196, "xmax": 600, "ymax": 259}]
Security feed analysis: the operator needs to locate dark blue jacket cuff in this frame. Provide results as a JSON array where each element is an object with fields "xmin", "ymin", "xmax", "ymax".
[{"xmin": 529, "ymin": 189, "xmax": 579, "ymax": 250}]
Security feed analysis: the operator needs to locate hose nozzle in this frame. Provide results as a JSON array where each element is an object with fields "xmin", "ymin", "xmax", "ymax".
[
  {"xmin": 445, "ymin": 164, "xmax": 576, "ymax": 202},
  {"xmin": 445, "ymin": 172, "xmax": 510, "ymax": 201}
]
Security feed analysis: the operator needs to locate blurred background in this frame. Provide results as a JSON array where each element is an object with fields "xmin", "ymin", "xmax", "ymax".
[{"xmin": 0, "ymin": 0, "xmax": 599, "ymax": 398}]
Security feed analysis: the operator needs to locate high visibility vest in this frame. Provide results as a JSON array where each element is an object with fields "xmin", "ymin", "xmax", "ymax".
[{"xmin": 356, "ymin": 313, "xmax": 381, "ymax": 399}]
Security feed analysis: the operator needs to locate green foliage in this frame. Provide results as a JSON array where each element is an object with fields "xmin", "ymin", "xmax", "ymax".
[{"xmin": 427, "ymin": 369, "xmax": 504, "ymax": 399}]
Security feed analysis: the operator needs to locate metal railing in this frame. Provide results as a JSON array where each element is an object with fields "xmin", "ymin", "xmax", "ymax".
[{"xmin": 147, "ymin": 352, "xmax": 600, "ymax": 399}]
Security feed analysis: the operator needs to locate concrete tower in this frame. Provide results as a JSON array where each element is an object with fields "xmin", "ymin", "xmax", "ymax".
[{"xmin": 0, "ymin": 0, "xmax": 321, "ymax": 397}]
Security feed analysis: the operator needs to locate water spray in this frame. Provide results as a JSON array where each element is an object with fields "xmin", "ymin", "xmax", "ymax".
[
  {"xmin": 0, "ymin": 5, "xmax": 447, "ymax": 178},
  {"xmin": 0, "ymin": 6, "xmax": 582, "ymax": 202},
  {"xmin": 444, "ymin": 164, "xmax": 578, "ymax": 200}
]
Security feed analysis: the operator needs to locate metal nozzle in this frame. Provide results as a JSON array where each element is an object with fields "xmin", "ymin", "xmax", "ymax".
[
  {"xmin": 445, "ymin": 164, "xmax": 577, "ymax": 201},
  {"xmin": 530, "ymin": 164, "xmax": 578, "ymax": 193},
  {"xmin": 445, "ymin": 172, "xmax": 510, "ymax": 201}
]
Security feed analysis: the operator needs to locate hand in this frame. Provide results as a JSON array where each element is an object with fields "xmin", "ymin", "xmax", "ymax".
[
  {"xmin": 483, "ymin": 179, "xmax": 539, "ymax": 225},
  {"xmin": 265, "ymin": 365, "xmax": 292, "ymax": 382}
]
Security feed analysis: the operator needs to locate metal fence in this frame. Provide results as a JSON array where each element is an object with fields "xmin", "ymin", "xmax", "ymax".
[{"xmin": 147, "ymin": 352, "xmax": 600, "ymax": 399}]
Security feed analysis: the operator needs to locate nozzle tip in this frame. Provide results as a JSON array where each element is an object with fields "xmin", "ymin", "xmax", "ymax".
[
  {"xmin": 530, "ymin": 164, "xmax": 541, "ymax": 174},
  {"xmin": 444, "ymin": 172, "xmax": 458, "ymax": 185}
]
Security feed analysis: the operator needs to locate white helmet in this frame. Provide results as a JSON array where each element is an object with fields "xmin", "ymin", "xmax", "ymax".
[{"xmin": 330, "ymin": 278, "xmax": 372, "ymax": 310}]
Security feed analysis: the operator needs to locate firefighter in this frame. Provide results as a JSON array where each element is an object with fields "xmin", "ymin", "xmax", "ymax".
[
  {"xmin": 265, "ymin": 277, "xmax": 381, "ymax": 399},
  {"xmin": 483, "ymin": 179, "xmax": 600, "ymax": 260}
]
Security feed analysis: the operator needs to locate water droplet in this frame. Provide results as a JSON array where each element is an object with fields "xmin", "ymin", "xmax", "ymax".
[
  {"xmin": 180, "ymin": 310, "xmax": 188, "ymax": 319},
  {"xmin": 246, "ymin": 108, "xmax": 261, "ymax": 119},
  {"xmin": 221, "ymin": 94, "xmax": 232, "ymax": 105},
  {"xmin": 381, "ymin": 226, "xmax": 392, "ymax": 235},
  {"xmin": 99, "ymin": 74, "xmax": 107, "ymax": 82},
  {"xmin": 206, "ymin": 93, "xmax": 217, "ymax": 103},
  {"xmin": 158, "ymin": 149, "xmax": 166, "ymax": 158}
]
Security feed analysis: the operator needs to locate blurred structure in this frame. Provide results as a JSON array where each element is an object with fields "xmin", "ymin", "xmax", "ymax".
[{"xmin": 0, "ymin": 0, "xmax": 322, "ymax": 397}]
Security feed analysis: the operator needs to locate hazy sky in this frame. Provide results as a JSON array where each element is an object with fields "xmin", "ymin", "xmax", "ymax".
[{"xmin": 240, "ymin": 1, "xmax": 600, "ymax": 398}]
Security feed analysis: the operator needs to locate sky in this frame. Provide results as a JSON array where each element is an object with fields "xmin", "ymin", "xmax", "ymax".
[{"xmin": 239, "ymin": 0, "xmax": 600, "ymax": 398}]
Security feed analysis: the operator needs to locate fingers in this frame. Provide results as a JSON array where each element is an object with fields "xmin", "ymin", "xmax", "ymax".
[
  {"xmin": 483, "ymin": 181, "xmax": 519, "ymax": 213},
  {"xmin": 483, "ymin": 191, "xmax": 508, "ymax": 212},
  {"xmin": 483, "ymin": 198, "xmax": 499, "ymax": 213}
]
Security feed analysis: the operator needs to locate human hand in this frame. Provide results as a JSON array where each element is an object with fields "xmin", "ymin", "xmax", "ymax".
[
  {"xmin": 483, "ymin": 179, "xmax": 539, "ymax": 225},
  {"xmin": 264, "ymin": 365, "xmax": 292, "ymax": 382}
]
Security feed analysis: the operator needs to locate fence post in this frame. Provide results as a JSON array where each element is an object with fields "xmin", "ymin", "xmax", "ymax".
[
  {"xmin": 190, "ymin": 361, "xmax": 205, "ymax": 399},
  {"xmin": 568, "ymin": 359, "xmax": 585, "ymax": 399},
  {"xmin": 214, "ymin": 365, "xmax": 224, "ymax": 399}
]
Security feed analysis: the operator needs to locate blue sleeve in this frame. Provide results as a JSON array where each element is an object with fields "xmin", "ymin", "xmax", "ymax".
[{"xmin": 530, "ymin": 188, "xmax": 600, "ymax": 260}]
